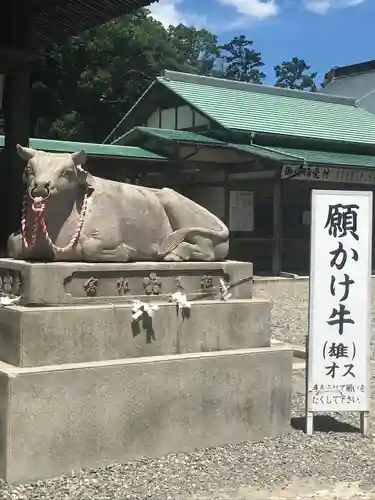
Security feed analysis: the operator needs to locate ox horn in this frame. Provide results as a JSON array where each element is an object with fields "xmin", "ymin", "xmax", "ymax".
[
  {"xmin": 17, "ymin": 144, "xmax": 37, "ymax": 161},
  {"xmin": 71, "ymin": 150, "xmax": 87, "ymax": 167}
]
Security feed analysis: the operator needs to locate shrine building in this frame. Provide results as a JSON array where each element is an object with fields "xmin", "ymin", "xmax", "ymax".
[{"xmin": 104, "ymin": 70, "xmax": 375, "ymax": 274}]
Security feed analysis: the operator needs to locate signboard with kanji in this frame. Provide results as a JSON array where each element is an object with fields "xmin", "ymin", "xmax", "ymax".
[
  {"xmin": 281, "ymin": 164, "xmax": 375, "ymax": 185},
  {"xmin": 307, "ymin": 190, "xmax": 372, "ymax": 427}
]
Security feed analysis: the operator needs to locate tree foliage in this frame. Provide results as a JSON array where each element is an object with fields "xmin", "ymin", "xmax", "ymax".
[
  {"xmin": 219, "ymin": 36, "xmax": 265, "ymax": 84},
  {"xmin": 274, "ymin": 57, "xmax": 317, "ymax": 92},
  {"xmin": 167, "ymin": 24, "xmax": 220, "ymax": 75},
  {"xmin": 31, "ymin": 9, "xmax": 189, "ymax": 142},
  {"xmin": 30, "ymin": 8, "xmax": 317, "ymax": 142}
]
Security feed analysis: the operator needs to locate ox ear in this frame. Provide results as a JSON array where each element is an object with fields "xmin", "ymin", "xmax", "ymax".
[
  {"xmin": 17, "ymin": 144, "xmax": 37, "ymax": 161},
  {"xmin": 76, "ymin": 166, "xmax": 94, "ymax": 190},
  {"xmin": 71, "ymin": 150, "xmax": 87, "ymax": 167}
]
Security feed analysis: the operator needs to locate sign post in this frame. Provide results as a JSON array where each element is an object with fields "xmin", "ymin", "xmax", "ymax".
[{"xmin": 306, "ymin": 190, "xmax": 373, "ymax": 435}]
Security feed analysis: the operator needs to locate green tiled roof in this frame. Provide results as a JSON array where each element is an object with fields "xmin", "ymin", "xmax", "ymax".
[
  {"xmin": 271, "ymin": 146, "xmax": 375, "ymax": 169},
  {"xmin": 134, "ymin": 127, "xmax": 223, "ymax": 144},
  {"xmin": 158, "ymin": 71, "xmax": 375, "ymax": 146},
  {"xmin": 231, "ymin": 144, "xmax": 295, "ymax": 162},
  {"xmin": 114, "ymin": 125, "xmax": 375, "ymax": 170},
  {"xmin": 0, "ymin": 136, "xmax": 166, "ymax": 160},
  {"xmin": 234, "ymin": 144, "xmax": 375, "ymax": 169}
]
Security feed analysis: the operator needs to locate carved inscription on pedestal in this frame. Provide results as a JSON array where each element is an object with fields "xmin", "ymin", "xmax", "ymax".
[
  {"xmin": 64, "ymin": 268, "xmax": 228, "ymax": 301},
  {"xmin": 200, "ymin": 274, "xmax": 213, "ymax": 291},
  {"xmin": 117, "ymin": 277, "xmax": 129, "ymax": 295},
  {"xmin": 0, "ymin": 269, "xmax": 23, "ymax": 296},
  {"xmin": 143, "ymin": 272, "xmax": 162, "ymax": 295},
  {"xmin": 84, "ymin": 277, "xmax": 98, "ymax": 297},
  {"xmin": 175, "ymin": 276, "xmax": 184, "ymax": 291}
]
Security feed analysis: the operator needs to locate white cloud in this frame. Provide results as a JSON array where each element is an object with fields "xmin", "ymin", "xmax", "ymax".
[
  {"xmin": 304, "ymin": 0, "xmax": 365, "ymax": 13},
  {"xmin": 148, "ymin": 0, "xmax": 365, "ymax": 26},
  {"xmin": 304, "ymin": 0, "xmax": 331, "ymax": 12},
  {"xmin": 218, "ymin": 0, "xmax": 279, "ymax": 19},
  {"xmin": 148, "ymin": 0, "xmax": 207, "ymax": 27}
]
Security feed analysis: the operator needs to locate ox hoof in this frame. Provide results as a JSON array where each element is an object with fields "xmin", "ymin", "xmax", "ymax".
[{"xmin": 164, "ymin": 251, "xmax": 184, "ymax": 262}]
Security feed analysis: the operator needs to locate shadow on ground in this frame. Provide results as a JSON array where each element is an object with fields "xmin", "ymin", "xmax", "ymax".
[{"xmin": 292, "ymin": 415, "xmax": 360, "ymax": 433}]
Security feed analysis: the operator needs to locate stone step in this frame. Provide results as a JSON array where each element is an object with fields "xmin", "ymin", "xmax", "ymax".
[
  {"xmin": 271, "ymin": 338, "xmax": 306, "ymax": 359},
  {"xmin": 0, "ymin": 346, "xmax": 293, "ymax": 484}
]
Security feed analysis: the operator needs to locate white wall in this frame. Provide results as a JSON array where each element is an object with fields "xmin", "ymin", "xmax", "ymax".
[
  {"xmin": 146, "ymin": 108, "xmax": 160, "ymax": 128},
  {"xmin": 177, "ymin": 105, "xmax": 193, "ymax": 129},
  {"xmin": 145, "ymin": 104, "xmax": 210, "ymax": 130}
]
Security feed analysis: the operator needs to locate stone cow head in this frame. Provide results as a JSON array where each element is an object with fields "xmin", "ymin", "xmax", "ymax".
[{"xmin": 17, "ymin": 145, "xmax": 93, "ymax": 199}]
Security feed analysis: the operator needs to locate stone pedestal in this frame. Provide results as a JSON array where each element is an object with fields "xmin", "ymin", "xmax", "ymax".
[
  {"xmin": 0, "ymin": 299, "xmax": 270, "ymax": 367},
  {"xmin": 0, "ymin": 259, "xmax": 253, "ymax": 305},
  {"xmin": 0, "ymin": 258, "xmax": 293, "ymax": 483}
]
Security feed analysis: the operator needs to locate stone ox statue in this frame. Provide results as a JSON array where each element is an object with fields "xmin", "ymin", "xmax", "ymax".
[{"xmin": 8, "ymin": 146, "xmax": 229, "ymax": 262}]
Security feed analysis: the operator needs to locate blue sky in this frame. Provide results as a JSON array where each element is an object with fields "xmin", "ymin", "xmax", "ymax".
[{"xmin": 148, "ymin": 0, "xmax": 374, "ymax": 86}]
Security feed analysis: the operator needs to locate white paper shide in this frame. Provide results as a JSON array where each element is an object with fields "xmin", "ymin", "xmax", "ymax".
[{"xmin": 308, "ymin": 190, "xmax": 372, "ymax": 412}]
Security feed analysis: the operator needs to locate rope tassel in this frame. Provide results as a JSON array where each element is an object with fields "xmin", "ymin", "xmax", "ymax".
[{"xmin": 21, "ymin": 192, "xmax": 88, "ymax": 253}]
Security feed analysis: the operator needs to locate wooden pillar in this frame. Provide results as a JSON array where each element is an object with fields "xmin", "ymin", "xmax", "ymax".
[
  {"xmin": 272, "ymin": 170, "xmax": 283, "ymax": 276},
  {"xmin": 0, "ymin": 0, "xmax": 30, "ymax": 250},
  {"xmin": 224, "ymin": 169, "xmax": 230, "ymax": 226},
  {"xmin": 2, "ymin": 69, "xmax": 30, "ymax": 245}
]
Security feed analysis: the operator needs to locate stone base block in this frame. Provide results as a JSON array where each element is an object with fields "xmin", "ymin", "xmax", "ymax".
[
  {"xmin": 0, "ymin": 299, "xmax": 270, "ymax": 367},
  {"xmin": 0, "ymin": 346, "xmax": 292, "ymax": 484},
  {"xmin": 0, "ymin": 259, "xmax": 253, "ymax": 306}
]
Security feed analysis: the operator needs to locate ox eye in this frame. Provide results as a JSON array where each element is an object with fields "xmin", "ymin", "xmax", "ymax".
[
  {"xmin": 25, "ymin": 166, "xmax": 33, "ymax": 177},
  {"xmin": 61, "ymin": 169, "xmax": 72, "ymax": 178}
]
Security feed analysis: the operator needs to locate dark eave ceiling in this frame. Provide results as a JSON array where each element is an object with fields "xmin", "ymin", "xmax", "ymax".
[{"xmin": 30, "ymin": 0, "xmax": 157, "ymax": 49}]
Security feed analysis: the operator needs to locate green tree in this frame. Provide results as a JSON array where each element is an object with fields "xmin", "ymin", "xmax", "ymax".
[
  {"xmin": 274, "ymin": 57, "xmax": 317, "ymax": 91},
  {"xmin": 31, "ymin": 9, "xmax": 190, "ymax": 142},
  {"xmin": 219, "ymin": 35, "xmax": 265, "ymax": 84},
  {"xmin": 167, "ymin": 24, "xmax": 220, "ymax": 75}
]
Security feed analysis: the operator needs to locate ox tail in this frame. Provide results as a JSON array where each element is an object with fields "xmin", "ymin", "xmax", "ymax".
[{"xmin": 158, "ymin": 225, "xmax": 229, "ymax": 257}]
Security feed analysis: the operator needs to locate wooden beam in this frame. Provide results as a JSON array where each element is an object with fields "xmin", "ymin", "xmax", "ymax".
[
  {"xmin": 0, "ymin": 48, "xmax": 40, "ymax": 73},
  {"xmin": 272, "ymin": 170, "xmax": 283, "ymax": 276}
]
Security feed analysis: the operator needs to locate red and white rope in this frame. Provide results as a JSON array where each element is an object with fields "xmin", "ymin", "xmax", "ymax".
[{"xmin": 21, "ymin": 193, "xmax": 88, "ymax": 252}]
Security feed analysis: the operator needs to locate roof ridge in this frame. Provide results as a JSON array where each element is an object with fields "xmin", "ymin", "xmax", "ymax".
[
  {"xmin": 160, "ymin": 70, "xmax": 357, "ymax": 107},
  {"xmin": 246, "ymin": 143, "xmax": 306, "ymax": 161},
  {"xmin": 324, "ymin": 59, "xmax": 375, "ymax": 85}
]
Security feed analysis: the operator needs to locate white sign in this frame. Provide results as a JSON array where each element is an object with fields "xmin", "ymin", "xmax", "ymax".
[
  {"xmin": 229, "ymin": 191, "xmax": 254, "ymax": 232},
  {"xmin": 307, "ymin": 190, "xmax": 372, "ymax": 413},
  {"xmin": 282, "ymin": 164, "xmax": 375, "ymax": 185}
]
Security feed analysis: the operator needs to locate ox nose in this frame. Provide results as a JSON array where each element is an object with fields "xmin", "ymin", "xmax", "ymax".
[{"xmin": 31, "ymin": 181, "xmax": 51, "ymax": 199}]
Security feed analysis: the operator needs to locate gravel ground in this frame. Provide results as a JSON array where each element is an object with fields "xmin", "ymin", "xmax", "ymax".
[
  {"xmin": 2, "ymin": 278, "xmax": 375, "ymax": 499},
  {"xmin": 1, "ymin": 389, "xmax": 374, "ymax": 499},
  {"xmin": 252, "ymin": 277, "xmax": 375, "ymax": 347},
  {"xmin": 253, "ymin": 278, "xmax": 310, "ymax": 346}
]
